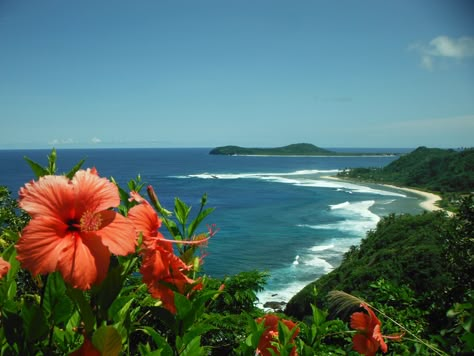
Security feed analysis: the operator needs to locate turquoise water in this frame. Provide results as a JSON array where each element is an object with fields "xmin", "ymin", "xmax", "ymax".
[{"xmin": 0, "ymin": 148, "xmax": 423, "ymax": 305}]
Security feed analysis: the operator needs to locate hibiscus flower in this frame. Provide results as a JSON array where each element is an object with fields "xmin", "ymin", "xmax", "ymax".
[
  {"xmin": 69, "ymin": 337, "xmax": 101, "ymax": 356},
  {"xmin": 256, "ymin": 314, "xmax": 299, "ymax": 356},
  {"xmin": 128, "ymin": 199, "xmax": 205, "ymax": 314},
  {"xmin": 350, "ymin": 303, "xmax": 388, "ymax": 356},
  {"xmin": 0, "ymin": 257, "xmax": 10, "ymax": 279},
  {"xmin": 16, "ymin": 169, "xmax": 137, "ymax": 290}
]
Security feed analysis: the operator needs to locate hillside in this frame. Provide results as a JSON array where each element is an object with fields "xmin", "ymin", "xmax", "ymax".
[
  {"xmin": 285, "ymin": 201, "xmax": 473, "ymax": 335},
  {"xmin": 209, "ymin": 143, "xmax": 334, "ymax": 156},
  {"xmin": 337, "ymin": 146, "xmax": 474, "ymax": 193}
]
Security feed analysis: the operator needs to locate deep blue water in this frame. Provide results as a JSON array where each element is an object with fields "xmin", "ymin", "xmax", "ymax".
[{"xmin": 0, "ymin": 148, "xmax": 423, "ymax": 304}]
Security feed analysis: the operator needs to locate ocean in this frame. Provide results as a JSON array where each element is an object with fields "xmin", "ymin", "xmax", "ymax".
[{"xmin": 0, "ymin": 148, "xmax": 424, "ymax": 306}]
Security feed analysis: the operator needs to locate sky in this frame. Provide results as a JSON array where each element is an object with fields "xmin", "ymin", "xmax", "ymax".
[{"xmin": 1, "ymin": 0, "xmax": 473, "ymax": 149}]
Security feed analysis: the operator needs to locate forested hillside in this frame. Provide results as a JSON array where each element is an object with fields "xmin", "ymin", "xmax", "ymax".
[{"xmin": 337, "ymin": 146, "xmax": 474, "ymax": 192}]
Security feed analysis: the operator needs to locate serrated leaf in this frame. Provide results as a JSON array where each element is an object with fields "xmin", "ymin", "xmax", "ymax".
[{"xmin": 92, "ymin": 325, "xmax": 122, "ymax": 356}]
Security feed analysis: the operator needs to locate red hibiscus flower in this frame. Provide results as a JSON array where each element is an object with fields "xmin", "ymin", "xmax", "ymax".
[
  {"xmin": 128, "ymin": 201, "xmax": 201, "ymax": 314},
  {"xmin": 0, "ymin": 257, "xmax": 10, "ymax": 279},
  {"xmin": 69, "ymin": 337, "xmax": 101, "ymax": 356},
  {"xmin": 16, "ymin": 169, "xmax": 137, "ymax": 290},
  {"xmin": 350, "ymin": 303, "xmax": 388, "ymax": 356},
  {"xmin": 256, "ymin": 314, "xmax": 299, "ymax": 356}
]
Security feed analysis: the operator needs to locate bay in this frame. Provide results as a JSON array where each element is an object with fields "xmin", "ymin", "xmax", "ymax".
[{"xmin": 0, "ymin": 147, "xmax": 423, "ymax": 305}]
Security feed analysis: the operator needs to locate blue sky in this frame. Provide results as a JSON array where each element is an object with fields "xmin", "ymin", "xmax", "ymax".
[{"xmin": 1, "ymin": 0, "xmax": 473, "ymax": 149}]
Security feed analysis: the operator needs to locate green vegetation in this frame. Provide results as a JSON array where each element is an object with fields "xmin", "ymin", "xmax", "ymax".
[
  {"xmin": 210, "ymin": 143, "xmax": 334, "ymax": 155},
  {"xmin": 285, "ymin": 197, "xmax": 474, "ymax": 354},
  {"xmin": 337, "ymin": 146, "xmax": 474, "ymax": 193},
  {"xmin": 1, "ymin": 149, "xmax": 473, "ymax": 354},
  {"xmin": 209, "ymin": 143, "xmax": 398, "ymax": 156}
]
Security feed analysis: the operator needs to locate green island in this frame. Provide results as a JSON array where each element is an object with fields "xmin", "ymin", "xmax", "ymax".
[
  {"xmin": 209, "ymin": 143, "xmax": 399, "ymax": 156},
  {"xmin": 0, "ymin": 147, "xmax": 473, "ymax": 355}
]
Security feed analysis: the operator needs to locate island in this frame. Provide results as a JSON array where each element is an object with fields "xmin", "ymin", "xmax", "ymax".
[{"xmin": 209, "ymin": 143, "xmax": 397, "ymax": 156}]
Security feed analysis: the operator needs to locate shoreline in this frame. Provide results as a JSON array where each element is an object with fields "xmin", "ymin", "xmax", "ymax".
[{"xmin": 322, "ymin": 175, "xmax": 447, "ymax": 213}]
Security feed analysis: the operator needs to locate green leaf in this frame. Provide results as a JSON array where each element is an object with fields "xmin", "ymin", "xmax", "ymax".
[
  {"xmin": 43, "ymin": 272, "xmax": 74, "ymax": 325},
  {"xmin": 177, "ymin": 335, "xmax": 205, "ymax": 356},
  {"xmin": 92, "ymin": 325, "xmax": 122, "ymax": 356},
  {"xmin": 21, "ymin": 302, "xmax": 49, "ymax": 342},
  {"xmin": 47, "ymin": 148, "xmax": 57, "ymax": 174},
  {"xmin": 23, "ymin": 156, "xmax": 48, "ymax": 179},
  {"xmin": 174, "ymin": 293, "xmax": 192, "ymax": 319},
  {"xmin": 138, "ymin": 326, "xmax": 173, "ymax": 356},
  {"xmin": 93, "ymin": 264, "xmax": 123, "ymax": 317},
  {"xmin": 66, "ymin": 287, "xmax": 95, "ymax": 333},
  {"xmin": 174, "ymin": 198, "xmax": 191, "ymax": 227},
  {"xmin": 65, "ymin": 158, "xmax": 85, "ymax": 179},
  {"xmin": 187, "ymin": 207, "xmax": 214, "ymax": 238}
]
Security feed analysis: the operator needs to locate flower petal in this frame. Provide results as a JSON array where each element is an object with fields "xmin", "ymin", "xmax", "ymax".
[
  {"xmin": 352, "ymin": 334, "xmax": 378, "ymax": 356},
  {"xmin": 350, "ymin": 311, "xmax": 371, "ymax": 333},
  {"xmin": 16, "ymin": 216, "xmax": 70, "ymax": 275},
  {"xmin": 98, "ymin": 210, "xmax": 137, "ymax": 256},
  {"xmin": 19, "ymin": 175, "xmax": 75, "ymax": 221},
  {"xmin": 72, "ymin": 169, "xmax": 120, "ymax": 213},
  {"xmin": 0, "ymin": 257, "xmax": 10, "ymax": 279},
  {"xmin": 57, "ymin": 232, "xmax": 110, "ymax": 290},
  {"xmin": 128, "ymin": 204, "xmax": 161, "ymax": 238}
]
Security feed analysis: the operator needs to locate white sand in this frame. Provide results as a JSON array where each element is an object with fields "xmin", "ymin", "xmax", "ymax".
[
  {"xmin": 381, "ymin": 185, "xmax": 442, "ymax": 212},
  {"xmin": 322, "ymin": 175, "xmax": 449, "ymax": 214}
]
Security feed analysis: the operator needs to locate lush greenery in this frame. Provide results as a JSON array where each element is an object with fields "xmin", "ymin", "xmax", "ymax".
[
  {"xmin": 209, "ymin": 143, "xmax": 334, "ymax": 155},
  {"xmin": 285, "ymin": 198, "xmax": 474, "ymax": 354},
  {"xmin": 0, "ymin": 149, "xmax": 472, "ymax": 355},
  {"xmin": 209, "ymin": 143, "xmax": 399, "ymax": 156},
  {"xmin": 337, "ymin": 146, "xmax": 474, "ymax": 193}
]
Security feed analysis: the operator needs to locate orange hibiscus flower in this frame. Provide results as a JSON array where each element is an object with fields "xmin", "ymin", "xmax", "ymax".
[
  {"xmin": 350, "ymin": 303, "xmax": 388, "ymax": 356},
  {"xmin": 256, "ymin": 314, "xmax": 299, "ymax": 356},
  {"xmin": 0, "ymin": 257, "xmax": 10, "ymax": 279},
  {"xmin": 69, "ymin": 337, "xmax": 101, "ymax": 356},
  {"xmin": 16, "ymin": 169, "xmax": 137, "ymax": 290},
  {"xmin": 128, "ymin": 199, "xmax": 204, "ymax": 314}
]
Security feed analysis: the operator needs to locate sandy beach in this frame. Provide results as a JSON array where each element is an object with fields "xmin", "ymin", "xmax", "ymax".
[
  {"xmin": 322, "ymin": 175, "xmax": 448, "ymax": 214},
  {"xmin": 381, "ymin": 184, "xmax": 443, "ymax": 212}
]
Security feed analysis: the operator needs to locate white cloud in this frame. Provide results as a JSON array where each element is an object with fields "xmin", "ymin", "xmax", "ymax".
[
  {"xmin": 411, "ymin": 35, "xmax": 474, "ymax": 70},
  {"xmin": 91, "ymin": 137, "xmax": 102, "ymax": 144},
  {"xmin": 428, "ymin": 36, "xmax": 474, "ymax": 58},
  {"xmin": 48, "ymin": 138, "xmax": 74, "ymax": 145}
]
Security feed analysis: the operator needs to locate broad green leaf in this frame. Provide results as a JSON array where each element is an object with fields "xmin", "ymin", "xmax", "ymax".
[
  {"xmin": 66, "ymin": 287, "xmax": 95, "ymax": 333},
  {"xmin": 43, "ymin": 272, "xmax": 73, "ymax": 325},
  {"xmin": 23, "ymin": 156, "xmax": 48, "ymax": 179},
  {"xmin": 21, "ymin": 302, "xmax": 49, "ymax": 342},
  {"xmin": 92, "ymin": 325, "xmax": 122, "ymax": 356},
  {"xmin": 93, "ymin": 264, "xmax": 123, "ymax": 317}
]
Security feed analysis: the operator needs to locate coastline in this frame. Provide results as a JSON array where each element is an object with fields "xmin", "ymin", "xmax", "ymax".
[{"xmin": 322, "ymin": 175, "xmax": 446, "ymax": 213}]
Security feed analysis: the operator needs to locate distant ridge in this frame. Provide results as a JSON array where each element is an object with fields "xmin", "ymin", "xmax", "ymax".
[
  {"xmin": 209, "ymin": 143, "xmax": 335, "ymax": 156},
  {"xmin": 209, "ymin": 143, "xmax": 396, "ymax": 156}
]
